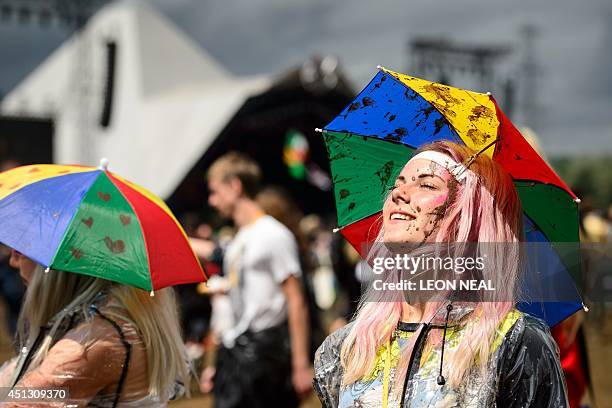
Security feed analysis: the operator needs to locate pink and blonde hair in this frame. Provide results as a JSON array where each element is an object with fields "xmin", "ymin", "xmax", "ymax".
[{"xmin": 339, "ymin": 141, "xmax": 523, "ymax": 390}]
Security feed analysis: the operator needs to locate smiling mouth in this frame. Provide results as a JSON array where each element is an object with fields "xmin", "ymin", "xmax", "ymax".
[{"xmin": 389, "ymin": 211, "xmax": 416, "ymax": 221}]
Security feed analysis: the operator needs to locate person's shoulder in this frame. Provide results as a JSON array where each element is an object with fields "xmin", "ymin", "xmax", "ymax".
[
  {"xmin": 314, "ymin": 322, "xmax": 353, "ymax": 372},
  {"xmin": 510, "ymin": 313, "xmax": 554, "ymax": 342},
  {"xmin": 520, "ymin": 313, "xmax": 552, "ymax": 332},
  {"xmin": 21, "ymin": 314, "xmax": 132, "ymax": 395},
  {"xmin": 61, "ymin": 314, "xmax": 127, "ymax": 349},
  {"xmin": 255, "ymin": 216, "xmax": 295, "ymax": 240},
  {"xmin": 314, "ymin": 323, "xmax": 353, "ymax": 408},
  {"xmin": 495, "ymin": 313, "xmax": 569, "ymax": 407},
  {"xmin": 520, "ymin": 314, "xmax": 559, "ymax": 349},
  {"xmin": 500, "ymin": 312, "xmax": 559, "ymax": 362},
  {"xmin": 320, "ymin": 322, "xmax": 354, "ymax": 350},
  {"xmin": 257, "ymin": 215, "xmax": 290, "ymax": 232}
]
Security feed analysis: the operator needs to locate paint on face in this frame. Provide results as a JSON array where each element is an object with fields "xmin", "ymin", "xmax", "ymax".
[{"xmin": 382, "ymin": 158, "xmax": 457, "ymax": 245}]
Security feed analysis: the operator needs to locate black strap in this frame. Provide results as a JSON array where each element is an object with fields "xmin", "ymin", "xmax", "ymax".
[
  {"xmin": 437, "ymin": 304, "xmax": 453, "ymax": 386},
  {"xmin": 10, "ymin": 329, "xmax": 44, "ymax": 388},
  {"xmin": 92, "ymin": 308, "xmax": 132, "ymax": 408},
  {"xmin": 12, "ymin": 313, "xmax": 77, "ymax": 387},
  {"xmin": 398, "ymin": 301, "xmax": 465, "ymax": 405},
  {"xmin": 396, "ymin": 322, "xmax": 421, "ymax": 332},
  {"xmin": 399, "ymin": 323, "xmax": 430, "ymax": 407}
]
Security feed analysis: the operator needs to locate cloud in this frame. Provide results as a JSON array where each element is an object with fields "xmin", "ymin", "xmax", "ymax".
[{"xmin": 1, "ymin": 0, "xmax": 610, "ymax": 154}]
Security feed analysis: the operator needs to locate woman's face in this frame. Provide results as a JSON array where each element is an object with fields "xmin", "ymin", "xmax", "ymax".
[
  {"xmin": 9, "ymin": 250, "xmax": 37, "ymax": 286},
  {"xmin": 382, "ymin": 158, "xmax": 454, "ymax": 244}
]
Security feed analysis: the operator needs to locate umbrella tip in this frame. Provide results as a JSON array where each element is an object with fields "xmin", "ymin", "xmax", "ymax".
[
  {"xmin": 332, "ymin": 227, "xmax": 340, "ymax": 233},
  {"xmin": 485, "ymin": 91, "xmax": 492, "ymax": 96},
  {"xmin": 99, "ymin": 158, "xmax": 109, "ymax": 171},
  {"xmin": 315, "ymin": 128, "xmax": 324, "ymax": 133},
  {"xmin": 150, "ymin": 290, "xmax": 155, "ymax": 297},
  {"xmin": 574, "ymin": 197, "xmax": 581, "ymax": 203},
  {"xmin": 582, "ymin": 302, "xmax": 589, "ymax": 312},
  {"xmin": 376, "ymin": 65, "xmax": 383, "ymax": 70},
  {"xmin": 44, "ymin": 267, "xmax": 50, "ymax": 274}
]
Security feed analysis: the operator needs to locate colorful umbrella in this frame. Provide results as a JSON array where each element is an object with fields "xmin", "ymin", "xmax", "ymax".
[
  {"xmin": 319, "ymin": 67, "xmax": 583, "ymax": 326},
  {"xmin": 0, "ymin": 160, "xmax": 207, "ymax": 293}
]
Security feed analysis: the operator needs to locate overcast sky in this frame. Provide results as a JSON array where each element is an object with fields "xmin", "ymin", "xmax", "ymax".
[{"xmin": 1, "ymin": 0, "xmax": 610, "ymax": 156}]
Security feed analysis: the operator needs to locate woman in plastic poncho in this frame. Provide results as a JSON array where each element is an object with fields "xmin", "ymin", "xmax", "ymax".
[
  {"xmin": 313, "ymin": 141, "xmax": 569, "ymax": 407},
  {"xmin": 0, "ymin": 251, "xmax": 191, "ymax": 407}
]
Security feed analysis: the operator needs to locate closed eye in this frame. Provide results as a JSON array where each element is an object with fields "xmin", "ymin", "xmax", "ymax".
[{"xmin": 417, "ymin": 173, "xmax": 439, "ymax": 190}]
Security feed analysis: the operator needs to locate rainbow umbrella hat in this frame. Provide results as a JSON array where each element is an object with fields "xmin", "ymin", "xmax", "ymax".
[
  {"xmin": 0, "ymin": 159, "xmax": 206, "ymax": 293},
  {"xmin": 319, "ymin": 67, "xmax": 583, "ymax": 326}
]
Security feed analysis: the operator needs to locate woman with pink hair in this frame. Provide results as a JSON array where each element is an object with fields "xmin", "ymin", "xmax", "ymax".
[{"xmin": 313, "ymin": 141, "xmax": 568, "ymax": 407}]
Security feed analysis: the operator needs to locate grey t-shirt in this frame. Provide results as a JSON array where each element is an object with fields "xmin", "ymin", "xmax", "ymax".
[{"xmin": 221, "ymin": 215, "xmax": 301, "ymax": 347}]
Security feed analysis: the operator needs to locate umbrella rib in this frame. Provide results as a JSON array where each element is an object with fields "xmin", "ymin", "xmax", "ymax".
[
  {"xmin": 105, "ymin": 174, "xmax": 155, "ymax": 292},
  {"xmin": 106, "ymin": 173, "xmax": 207, "ymax": 288},
  {"xmin": 463, "ymin": 139, "xmax": 498, "ymax": 168},
  {"xmin": 464, "ymin": 89, "xmax": 487, "ymax": 105},
  {"xmin": 337, "ymin": 213, "xmax": 384, "ymax": 233},
  {"xmin": 48, "ymin": 171, "xmax": 103, "ymax": 269},
  {"xmin": 510, "ymin": 179, "xmax": 582, "ymax": 209},
  {"xmin": 323, "ymin": 129, "xmax": 421, "ymax": 150},
  {"xmin": 513, "ymin": 178, "xmax": 580, "ymax": 201}
]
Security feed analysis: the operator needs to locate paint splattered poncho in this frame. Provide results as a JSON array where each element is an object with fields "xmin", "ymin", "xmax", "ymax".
[{"xmin": 313, "ymin": 308, "xmax": 569, "ymax": 407}]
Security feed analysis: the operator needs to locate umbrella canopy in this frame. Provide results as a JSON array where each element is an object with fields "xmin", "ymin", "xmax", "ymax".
[
  {"xmin": 0, "ymin": 161, "xmax": 207, "ymax": 292},
  {"xmin": 321, "ymin": 67, "xmax": 582, "ymax": 326}
]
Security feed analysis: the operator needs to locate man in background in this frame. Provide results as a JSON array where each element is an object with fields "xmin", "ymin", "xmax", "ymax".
[{"xmin": 202, "ymin": 152, "xmax": 312, "ymax": 407}]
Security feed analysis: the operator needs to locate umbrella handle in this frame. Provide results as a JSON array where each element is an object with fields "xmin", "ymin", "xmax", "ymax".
[{"xmin": 463, "ymin": 139, "xmax": 498, "ymax": 169}]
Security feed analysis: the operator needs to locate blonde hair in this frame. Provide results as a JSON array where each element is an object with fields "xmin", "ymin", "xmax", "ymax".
[
  {"xmin": 207, "ymin": 152, "xmax": 262, "ymax": 198},
  {"xmin": 17, "ymin": 266, "xmax": 191, "ymax": 399}
]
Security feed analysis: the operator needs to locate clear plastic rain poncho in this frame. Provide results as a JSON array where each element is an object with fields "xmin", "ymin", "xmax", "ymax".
[
  {"xmin": 313, "ymin": 306, "xmax": 568, "ymax": 408},
  {"xmin": 0, "ymin": 290, "xmax": 186, "ymax": 407}
]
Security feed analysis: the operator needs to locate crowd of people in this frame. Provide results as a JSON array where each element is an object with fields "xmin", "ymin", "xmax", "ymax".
[{"xmin": 0, "ymin": 145, "xmax": 610, "ymax": 407}]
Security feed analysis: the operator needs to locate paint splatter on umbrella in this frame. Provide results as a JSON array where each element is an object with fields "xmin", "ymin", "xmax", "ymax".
[{"xmin": 320, "ymin": 67, "xmax": 582, "ymax": 326}]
